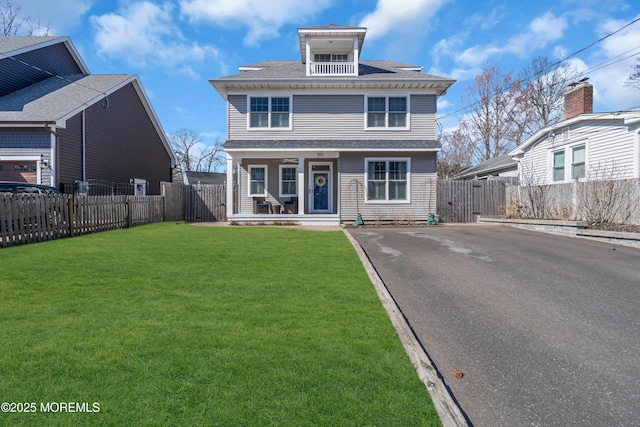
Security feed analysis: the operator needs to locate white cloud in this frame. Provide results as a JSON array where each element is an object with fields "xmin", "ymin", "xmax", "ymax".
[
  {"xmin": 358, "ymin": 0, "xmax": 448, "ymax": 40},
  {"xmin": 17, "ymin": 0, "xmax": 93, "ymax": 33},
  {"xmin": 179, "ymin": 0, "xmax": 333, "ymax": 46},
  {"xmin": 91, "ymin": 1, "xmax": 218, "ymax": 68},
  {"xmin": 453, "ymin": 12, "xmax": 568, "ymax": 67},
  {"xmin": 586, "ymin": 14, "xmax": 640, "ymax": 111}
]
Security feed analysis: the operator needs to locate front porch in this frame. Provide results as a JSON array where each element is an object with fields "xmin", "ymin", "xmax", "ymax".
[
  {"xmin": 228, "ymin": 212, "xmax": 341, "ymax": 226},
  {"xmin": 225, "ymin": 151, "xmax": 341, "ymax": 225}
]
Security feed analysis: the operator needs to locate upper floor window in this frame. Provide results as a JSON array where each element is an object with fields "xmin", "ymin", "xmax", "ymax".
[
  {"xmin": 249, "ymin": 96, "xmax": 290, "ymax": 129},
  {"xmin": 366, "ymin": 96, "xmax": 408, "ymax": 129},
  {"xmin": 314, "ymin": 53, "xmax": 348, "ymax": 62}
]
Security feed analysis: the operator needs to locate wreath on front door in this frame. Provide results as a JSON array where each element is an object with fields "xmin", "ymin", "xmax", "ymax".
[{"xmin": 315, "ymin": 175, "xmax": 327, "ymax": 187}]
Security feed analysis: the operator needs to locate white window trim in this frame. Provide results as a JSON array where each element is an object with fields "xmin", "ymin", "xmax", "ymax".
[
  {"xmin": 246, "ymin": 95, "xmax": 293, "ymax": 131},
  {"xmin": 364, "ymin": 95, "xmax": 410, "ymax": 130},
  {"xmin": 363, "ymin": 157, "xmax": 411, "ymax": 203},
  {"xmin": 279, "ymin": 164, "xmax": 298, "ymax": 197},
  {"xmin": 570, "ymin": 143, "xmax": 587, "ymax": 180},
  {"xmin": 548, "ymin": 139, "xmax": 588, "ymax": 183},
  {"xmin": 248, "ymin": 165, "xmax": 268, "ymax": 197}
]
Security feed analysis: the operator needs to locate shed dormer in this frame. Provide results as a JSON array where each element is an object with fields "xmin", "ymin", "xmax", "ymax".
[{"xmin": 298, "ymin": 24, "xmax": 366, "ymax": 77}]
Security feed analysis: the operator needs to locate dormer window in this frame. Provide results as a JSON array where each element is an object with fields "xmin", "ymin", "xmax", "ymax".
[{"xmin": 314, "ymin": 53, "xmax": 348, "ymax": 62}]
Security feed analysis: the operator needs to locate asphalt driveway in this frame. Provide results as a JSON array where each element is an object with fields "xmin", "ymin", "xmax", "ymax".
[{"xmin": 347, "ymin": 224, "xmax": 640, "ymax": 427}]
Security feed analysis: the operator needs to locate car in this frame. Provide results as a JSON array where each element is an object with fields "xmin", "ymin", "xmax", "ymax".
[{"xmin": 0, "ymin": 181, "xmax": 61, "ymax": 195}]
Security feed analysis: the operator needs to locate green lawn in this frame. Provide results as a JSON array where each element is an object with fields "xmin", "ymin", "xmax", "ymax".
[{"xmin": 0, "ymin": 223, "xmax": 439, "ymax": 426}]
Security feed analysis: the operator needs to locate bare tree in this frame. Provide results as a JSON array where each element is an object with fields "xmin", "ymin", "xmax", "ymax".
[
  {"xmin": 169, "ymin": 128, "xmax": 223, "ymax": 173},
  {"xmin": 460, "ymin": 63, "xmax": 534, "ymax": 162},
  {"xmin": 0, "ymin": 0, "xmax": 49, "ymax": 36},
  {"xmin": 626, "ymin": 57, "xmax": 640, "ymax": 90},
  {"xmin": 575, "ymin": 161, "xmax": 639, "ymax": 226},
  {"xmin": 519, "ymin": 56, "xmax": 580, "ymax": 128},
  {"xmin": 438, "ymin": 124, "xmax": 474, "ymax": 178},
  {"xmin": 199, "ymin": 141, "xmax": 224, "ymax": 172}
]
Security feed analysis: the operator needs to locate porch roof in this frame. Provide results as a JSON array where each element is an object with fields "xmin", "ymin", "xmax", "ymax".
[{"xmin": 223, "ymin": 139, "xmax": 441, "ymax": 151}]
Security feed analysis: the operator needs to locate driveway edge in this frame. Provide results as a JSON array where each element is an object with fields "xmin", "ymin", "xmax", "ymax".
[{"xmin": 343, "ymin": 229, "xmax": 469, "ymax": 427}]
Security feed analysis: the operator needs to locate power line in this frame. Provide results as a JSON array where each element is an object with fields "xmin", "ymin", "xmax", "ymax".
[{"xmin": 438, "ymin": 17, "xmax": 640, "ymax": 122}]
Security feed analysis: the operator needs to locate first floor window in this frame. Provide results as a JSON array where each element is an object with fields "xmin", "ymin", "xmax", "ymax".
[
  {"xmin": 249, "ymin": 96, "xmax": 290, "ymax": 128},
  {"xmin": 553, "ymin": 151, "xmax": 565, "ymax": 181},
  {"xmin": 249, "ymin": 166, "xmax": 266, "ymax": 196},
  {"xmin": 572, "ymin": 145, "xmax": 585, "ymax": 179},
  {"xmin": 280, "ymin": 166, "xmax": 297, "ymax": 196},
  {"xmin": 366, "ymin": 159, "xmax": 409, "ymax": 201}
]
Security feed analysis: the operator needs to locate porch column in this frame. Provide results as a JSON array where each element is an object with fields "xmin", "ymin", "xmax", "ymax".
[
  {"xmin": 226, "ymin": 154, "xmax": 234, "ymax": 218},
  {"xmin": 297, "ymin": 157, "xmax": 305, "ymax": 214}
]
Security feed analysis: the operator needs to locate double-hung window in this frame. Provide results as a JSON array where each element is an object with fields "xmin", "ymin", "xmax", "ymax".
[
  {"xmin": 366, "ymin": 96, "xmax": 408, "ymax": 128},
  {"xmin": 279, "ymin": 166, "xmax": 297, "ymax": 196},
  {"xmin": 571, "ymin": 145, "xmax": 585, "ymax": 179},
  {"xmin": 249, "ymin": 96, "xmax": 290, "ymax": 129},
  {"xmin": 365, "ymin": 158, "xmax": 409, "ymax": 202},
  {"xmin": 248, "ymin": 166, "xmax": 267, "ymax": 196},
  {"xmin": 553, "ymin": 151, "xmax": 565, "ymax": 182}
]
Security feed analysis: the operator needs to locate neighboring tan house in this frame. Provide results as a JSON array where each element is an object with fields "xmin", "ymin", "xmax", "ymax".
[
  {"xmin": 0, "ymin": 36, "xmax": 177, "ymax": 194},
  {"xmin": 454, "ymin": 154, "xmax": 518, "ymax": 181},
  {"xmin": 510, "ymin": 82, "xmax": 640, "ymax": 184},
  {"xmin": 210, "ymin": 24, "xmax": 455, "ymax": 224}
]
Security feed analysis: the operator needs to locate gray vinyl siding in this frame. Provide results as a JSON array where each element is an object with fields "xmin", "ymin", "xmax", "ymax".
[
  {"xmin": 0, "ymin": 42, "xmax": 83, "ymax": 97},
  {"xmin": 238, "ymin": 158, "xmax": 338, "ymax": 214},
  {"xmin": 228, "ymin": 94, "xmax": 437, "ymax": 141},
  {"xmin": 339, "ymin": 152, "xmax": 437, "ymax": 221},
  {"xmin": 56, "ymin": 82, "xmax": 172, "ymax": 194}
]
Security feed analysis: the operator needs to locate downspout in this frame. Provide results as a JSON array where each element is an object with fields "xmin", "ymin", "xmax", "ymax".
[
  {"xmin": 44, "ymin": 124, "xmax": 58, "ymax": 188},
  {"xmin": 82, "ymin": 111, "xmax": 86, "ymax": 181}
]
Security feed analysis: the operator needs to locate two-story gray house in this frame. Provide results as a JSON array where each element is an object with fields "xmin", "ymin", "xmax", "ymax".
[{"xmin": 210, "ymin": 25, "xmax": 455, "ymax": 224}]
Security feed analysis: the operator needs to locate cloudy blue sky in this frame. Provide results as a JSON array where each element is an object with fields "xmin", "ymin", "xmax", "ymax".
[{"xmin": 16, "ymin": 0, "xmax": 640, "ymax": 152}]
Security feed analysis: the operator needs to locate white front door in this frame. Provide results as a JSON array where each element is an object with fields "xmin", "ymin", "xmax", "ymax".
[{"xmin": 309, "ymin": 162, "xmax": 332, "ymax": 213}]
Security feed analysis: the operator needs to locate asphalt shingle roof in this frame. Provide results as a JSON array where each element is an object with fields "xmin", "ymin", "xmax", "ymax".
[
  {"xmin": 0, "ymin": 36, "xmax": 64, "ymax": 54},
  {"xmin": 0, "ymin": 74, "xmax": 133, "ymax": 123},
  {"xmin": 218, "ymin": 60, "xmax": 448, "ymax": 81},
  {"xmin": 454, "ymin": 155, "xmax": 517, "ymax": 179}
]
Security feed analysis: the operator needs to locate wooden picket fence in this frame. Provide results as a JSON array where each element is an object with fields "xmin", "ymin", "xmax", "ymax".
[
  {"xmin": 0, "ymin": 194, "xmax": 164, "ymax": 248},
  {"xmin": 161, "ymin": 182, "xmax": 226, "ymax": 223},
  {"xmin": 185, "ymin": 184, "xmax": 226, "ymax": 222}
]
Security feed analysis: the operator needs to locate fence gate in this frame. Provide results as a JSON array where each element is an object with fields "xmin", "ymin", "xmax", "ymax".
[
  {"xmin": 437, "ymin": 179, "xmax": 512, "ymax": 223},
  {"xmin": 185, "ymin": 184, "xmax": 226, "ymax": 222}
]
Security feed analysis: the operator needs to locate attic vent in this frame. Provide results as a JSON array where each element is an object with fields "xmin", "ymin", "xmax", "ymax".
[{"xmin": 562, "ymin": 127, "xmax": 570, "ymax": 141}]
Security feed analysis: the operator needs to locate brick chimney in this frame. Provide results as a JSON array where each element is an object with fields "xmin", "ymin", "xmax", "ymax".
[{"xmin": 564, "ymin": 82, "xmax": 593, "ymax": 120}]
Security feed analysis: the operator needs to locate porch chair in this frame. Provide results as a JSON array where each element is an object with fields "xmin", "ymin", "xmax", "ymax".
[{"xmin": 283, "ymin": 197, "xmax": 298, "ymax": 214}]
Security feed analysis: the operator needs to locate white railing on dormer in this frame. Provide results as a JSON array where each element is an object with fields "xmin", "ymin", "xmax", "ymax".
[{"xmin": 310, "ymin": 62, "xmax": 356, "ymax": 76}]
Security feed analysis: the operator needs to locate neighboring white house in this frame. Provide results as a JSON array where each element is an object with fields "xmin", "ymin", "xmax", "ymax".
[
  {"xmin": 209, "ymin": 24, "xmax": 455, "ymax": 224},
  {"xmin": 510, "ymin": 82, "xmax": 640, "ymax": 184}
]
